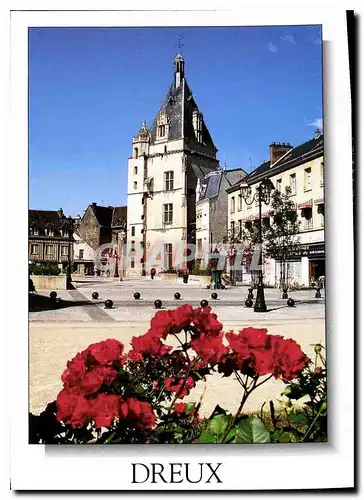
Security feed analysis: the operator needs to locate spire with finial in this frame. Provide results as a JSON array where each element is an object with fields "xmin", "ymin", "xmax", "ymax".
[
  {"xmin": 174, "ymin": 37, "xmax": 185, "ymax": 89},
  {"xmin": 315, "ymin": 127, "xmax": 322, "ymax": 138}
]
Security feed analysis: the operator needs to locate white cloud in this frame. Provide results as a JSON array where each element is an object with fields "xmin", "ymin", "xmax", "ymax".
[
  {"xmin": 307, "ymin": 118, "xmax": 323, "ymax": 129},
  {"xmin": 267, "ymin": 42, "xmax": 278, "ymax": 53},
  {"xmin": 280, "ymin": 33, "xmax": 296, "ymax": 44}
]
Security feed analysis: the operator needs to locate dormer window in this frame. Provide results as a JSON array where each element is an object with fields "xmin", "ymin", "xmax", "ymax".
[
  {"xmin": 157, "ymin": 111, "xmax": 169, "ymax": 139},
  {"xmin": 158, "ymin": 124, "xmax": 166, "ymax": 138},
  {"xmin": 45, "ymin": 228, "xmax": 54, "ymax": 237},
  {"xmin": 30, "ymin": 227, "xmax": 39, "ymax": 236},
  {"xmin": 62, "ymin": 229, "xmax": 68, "ymax": 238},
  {"xmin": 192, "ymin": 109, "xmax": 203, "ymax": 143}
]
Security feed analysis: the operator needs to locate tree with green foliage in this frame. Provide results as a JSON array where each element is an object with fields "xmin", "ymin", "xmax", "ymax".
[{"xmin": 264, "ymin": 186, "xmax": 301, "ymax": 289}]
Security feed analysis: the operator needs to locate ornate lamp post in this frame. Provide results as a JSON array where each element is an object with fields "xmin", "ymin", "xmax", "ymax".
[
  {"xmin": 240, "ymin": 178, "xmax": 274, "ymax": 312},
  {"xmin": 61, "ymin": 215, "xmax": 75, "ymax": 290}
]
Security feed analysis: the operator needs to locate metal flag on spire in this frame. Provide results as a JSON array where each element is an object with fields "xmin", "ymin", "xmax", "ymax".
[{"xmin": 175, "ymin": 35, "xmax": 184, "ymax": 51}]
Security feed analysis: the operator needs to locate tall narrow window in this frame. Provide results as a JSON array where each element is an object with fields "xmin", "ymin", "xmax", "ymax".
[
  {"xmin": 46, "ymin": 245, "xmax": 52, "ymax": 255},
  {"xmin": 79, "ymin": 249, "xmax": 84, "ymax": 259},
  {"xmin": 31, "ymin": 244, "xmax": 38, "ymax": 255},
  {"xmin": 276, "ymin": 178, "xmax": 282, "ymax": 192},
  {"xmin": 61, "ymin": 246, "xmax": 69, "ymax": 256},
  {"xmin": 134, "ymin": 148, "xmax": 138, "ymax": 159},
  {"xmin": 320, "ymin": 162, "xmax": 324, "ymax": 186},
  {"xmin": 230, "ymin": 196, "xmax": 235, "ymax": 213},
  {"xmin": 304, "ymin": 167, "xmax": 312, "ymax": 190},
  {"xmin": 164, "ymin": 171, "xmax": 174, "ymax": 191},
  {"xmin": 133, "ymin": 181, "xmax": 138, "ymax": 190},
  {"xmin": 134, "ymin": 166, "xmax": 138, "ymax": 175},
  {"xmin": 230, "ymin": 221, "xmax": 235, "ymax": 235},
  {"xmin": 290, "ymin": 173, "xmax": 297, "ymax": 194},
  {"xmin": 163, "ymin": 204, "xmax": 173, "ymax": 224},
  {"xmin": 163, "ymin": 243, "xmax": 173, "ymax": 270},
  {"xmin": 237, "ymin": 194, "xmax": 242, "ymax": 211},
  {"xmin": 131, "ymin": 226, "xmax": 135, "ymax": 237},
  {"xmin": 158, "ymin": 124, "xmax": 166, "ymax": 138}
]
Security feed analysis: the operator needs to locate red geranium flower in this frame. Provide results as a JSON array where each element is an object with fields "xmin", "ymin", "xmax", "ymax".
[
  {"xmin": 120, "ymin": 398, "xmax": 156, "ymax": 430},
  {"xmin": 56, "ymin": 388, "xmax": 92, "ymax": 429},
  {"xmin": 78, "ymin": 370, "xmax": 104, "ymax": 396},
  {"xmin": 91, "ymin": 394, "xmax": 122, "ymax": 428},
  {"xmin": 164, "ymin": 376, "xmax": 195, "ymax": 399},
  {"xmin": 270, "ymin": 336, "xmax": 309, "ymax": 380},
  {"xmin": 131, "ymin": 329, "xmax": 172, "ymax": 357},
  {"xmin": 61, "ymin": 351, "xmax": 88, "ymax": 389},
  {"xmin": 192, "ymin": 306, "xmax": 223, "ymax": 337},
  {"xmin": 190, "ymin": 332, "xmax": 228, "ymax": 366},
  {"xmin": 174, "ymin": 402, "xmax": 188, "ymax": 416},
  {"xmin": 87, "ymin": 339, "xmax": 124, "ymax": 365}
]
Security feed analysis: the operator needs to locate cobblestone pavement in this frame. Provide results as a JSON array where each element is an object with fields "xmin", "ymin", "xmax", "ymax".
[{"xmin": 30, "ymin": 277, "xmax": 326, "ymax": 418}]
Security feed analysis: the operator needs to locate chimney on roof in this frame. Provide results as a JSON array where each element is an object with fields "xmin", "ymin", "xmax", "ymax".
[
  {"xmin": 57, "ymin": 208, "xmax": 63, "ymax": 218},
  {"xmin": 315, "ymin": 128, "xmax": 322, "ymax": 138},
  {"xmin": 91, "ymin": 202, "xmax": 97, "ymax": 208},
  {"xmin": 269, "ymin": 142, "xmax": 292, "ymax": 166}
]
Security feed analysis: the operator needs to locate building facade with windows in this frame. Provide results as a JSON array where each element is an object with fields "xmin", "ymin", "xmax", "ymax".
[
  {"xmin": 195, "ymin": 168, "xmax": 246, "ymax": 268},
  {"xmin": 227, "ymin": 132, "xmax": 324, "ymax": 287},
  {"xmin": 126, "ymin": 54, "xmax": 219, "ymax": 276},
  {"xmin": 28, "ymin": 209, "xmax": 74, "ymax": 271},
  {"xmin": 75, "ymin": 203, "xmax": 127, "ymax": 276}
]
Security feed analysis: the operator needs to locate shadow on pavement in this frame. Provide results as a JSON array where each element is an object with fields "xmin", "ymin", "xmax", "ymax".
[{"xmin": 29, "ymin": 293, "xmax": 95, "ymax": 312}]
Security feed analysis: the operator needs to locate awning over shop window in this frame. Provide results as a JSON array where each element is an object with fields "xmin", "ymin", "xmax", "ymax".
[
  {"xmin": 298, "ymin": 199, "xmax": 313, "ymax": 209},
  {"xmin": 314, "ymin": 198, "xmax": 324, "ymax": 205}
]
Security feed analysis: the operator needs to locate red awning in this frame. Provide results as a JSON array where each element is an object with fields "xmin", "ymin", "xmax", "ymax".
[{"xmin": 298, "ymin": 199, "xmax": 313, "ymax": 209}]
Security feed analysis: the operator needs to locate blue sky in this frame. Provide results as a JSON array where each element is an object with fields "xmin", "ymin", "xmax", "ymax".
[{"xmin": 29, "ymin": 26, "xmax": 322, "ymax": 216}]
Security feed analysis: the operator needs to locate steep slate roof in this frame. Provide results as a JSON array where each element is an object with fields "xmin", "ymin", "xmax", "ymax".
[
  {"xmin": 29, "ymin": 210, "xmax": 64, "ymax": 229},
  {"xmin": 89, "ymin": 204, "xmax": 127, "ymax": 228},
  {"xmin": 247, "ymin": 134, "xmax": 324, "ymax": 184},
  {"xmin": 199, "ymin": 168, "xmax": 246, "ymax": 200},
  {"xmin": 148, "ymin": 63, "xmax": 217, "ymax": 153},
  {"xmin": 111, "ymin": 206, "xmax": 127, "ymax": 227},
  {"xmin": 91, "ymin": 205, "xmax": 113, "ymax": 227}
]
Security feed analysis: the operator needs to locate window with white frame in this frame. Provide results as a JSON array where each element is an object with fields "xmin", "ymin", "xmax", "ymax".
[
  {"xmin": 304, "ymin": 167, "xmax": 312, "ymax": 190},
  {"xmin": 290, "ymin": 173, "xmax": 297, "ymax": 194},
  {"xmin": 237, "ymin": 194, "xmax": 242, "ymax": 211},
  {"xmin": 45, "ymin": 245, "xmax": 52, "ymax": 255},
  {"xmin": 30, "ymin": 244, "xmax": 38, "ymax": 255},
  {"xmin": 164, "ymin": 171, "xmax": 174, "ymax": 191},
  {"xmin": 163, "ymin": 204, "xmax": 173, "ymax": 224},
  {"xmin": 230, "ymin": 196, "xmax": 235, "ymax": 213},
  {"xmin": 61, "ymin": 246, "xmax": 69, "ymax": 256}
]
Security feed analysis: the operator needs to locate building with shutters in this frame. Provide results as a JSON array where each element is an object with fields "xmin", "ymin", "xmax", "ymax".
[{"xmin": 227, "ymin": 131, "xmax": 324, "ymax": 287}]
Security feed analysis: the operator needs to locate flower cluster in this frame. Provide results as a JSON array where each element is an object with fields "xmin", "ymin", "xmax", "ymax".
[
  {"xmin": 219, "ymin": 328, "xmax": 309, "ymax": 380},
  {"xmin": 56, "ymin": 339, "xmax": 155, "ymax": 430},
  {"xmin": 51, "ymin": 304, "xmax": 310, "ymax": 443}
]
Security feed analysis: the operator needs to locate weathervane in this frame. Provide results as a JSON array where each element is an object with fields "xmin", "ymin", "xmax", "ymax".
[{"xmin": 175, "ymin": 35, "xmax": 184, "ymax": 52}]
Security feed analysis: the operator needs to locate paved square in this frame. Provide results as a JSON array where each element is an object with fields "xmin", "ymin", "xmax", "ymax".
[{"xmin": 29, "ymin": 277, "xmax": 325, "ymax": 416}]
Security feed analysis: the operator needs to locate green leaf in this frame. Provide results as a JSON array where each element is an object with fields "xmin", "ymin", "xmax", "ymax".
[
  {"xmin": 198, "ymin": 430, "xmax": 217, "ymax": 443},
  {"xmin": 185, "ymin": 403, "xmax": 196, "ymax": 415},
  {"xmin": 272, "ymin": 430, "xmax": 291, "ymax": 443},
  {"xmin": 289, "ymin": 412, "xmax": 309, "ymax": 425},
  {"xmin": 235, "ymin": 416, "xmax": 271, "ymax": 444},
  {"xmin": 207, "ymin": 414, "xmax": 230, "ymax": 436}
]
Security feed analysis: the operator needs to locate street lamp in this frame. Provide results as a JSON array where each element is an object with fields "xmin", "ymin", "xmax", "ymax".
[
  {"xmin": 240, "ymin": 177, "xmax": 274, "ymax": 312},
  {"xmin": 61, "ymin": 215, "xmax": 74, "ymax": 289}
]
